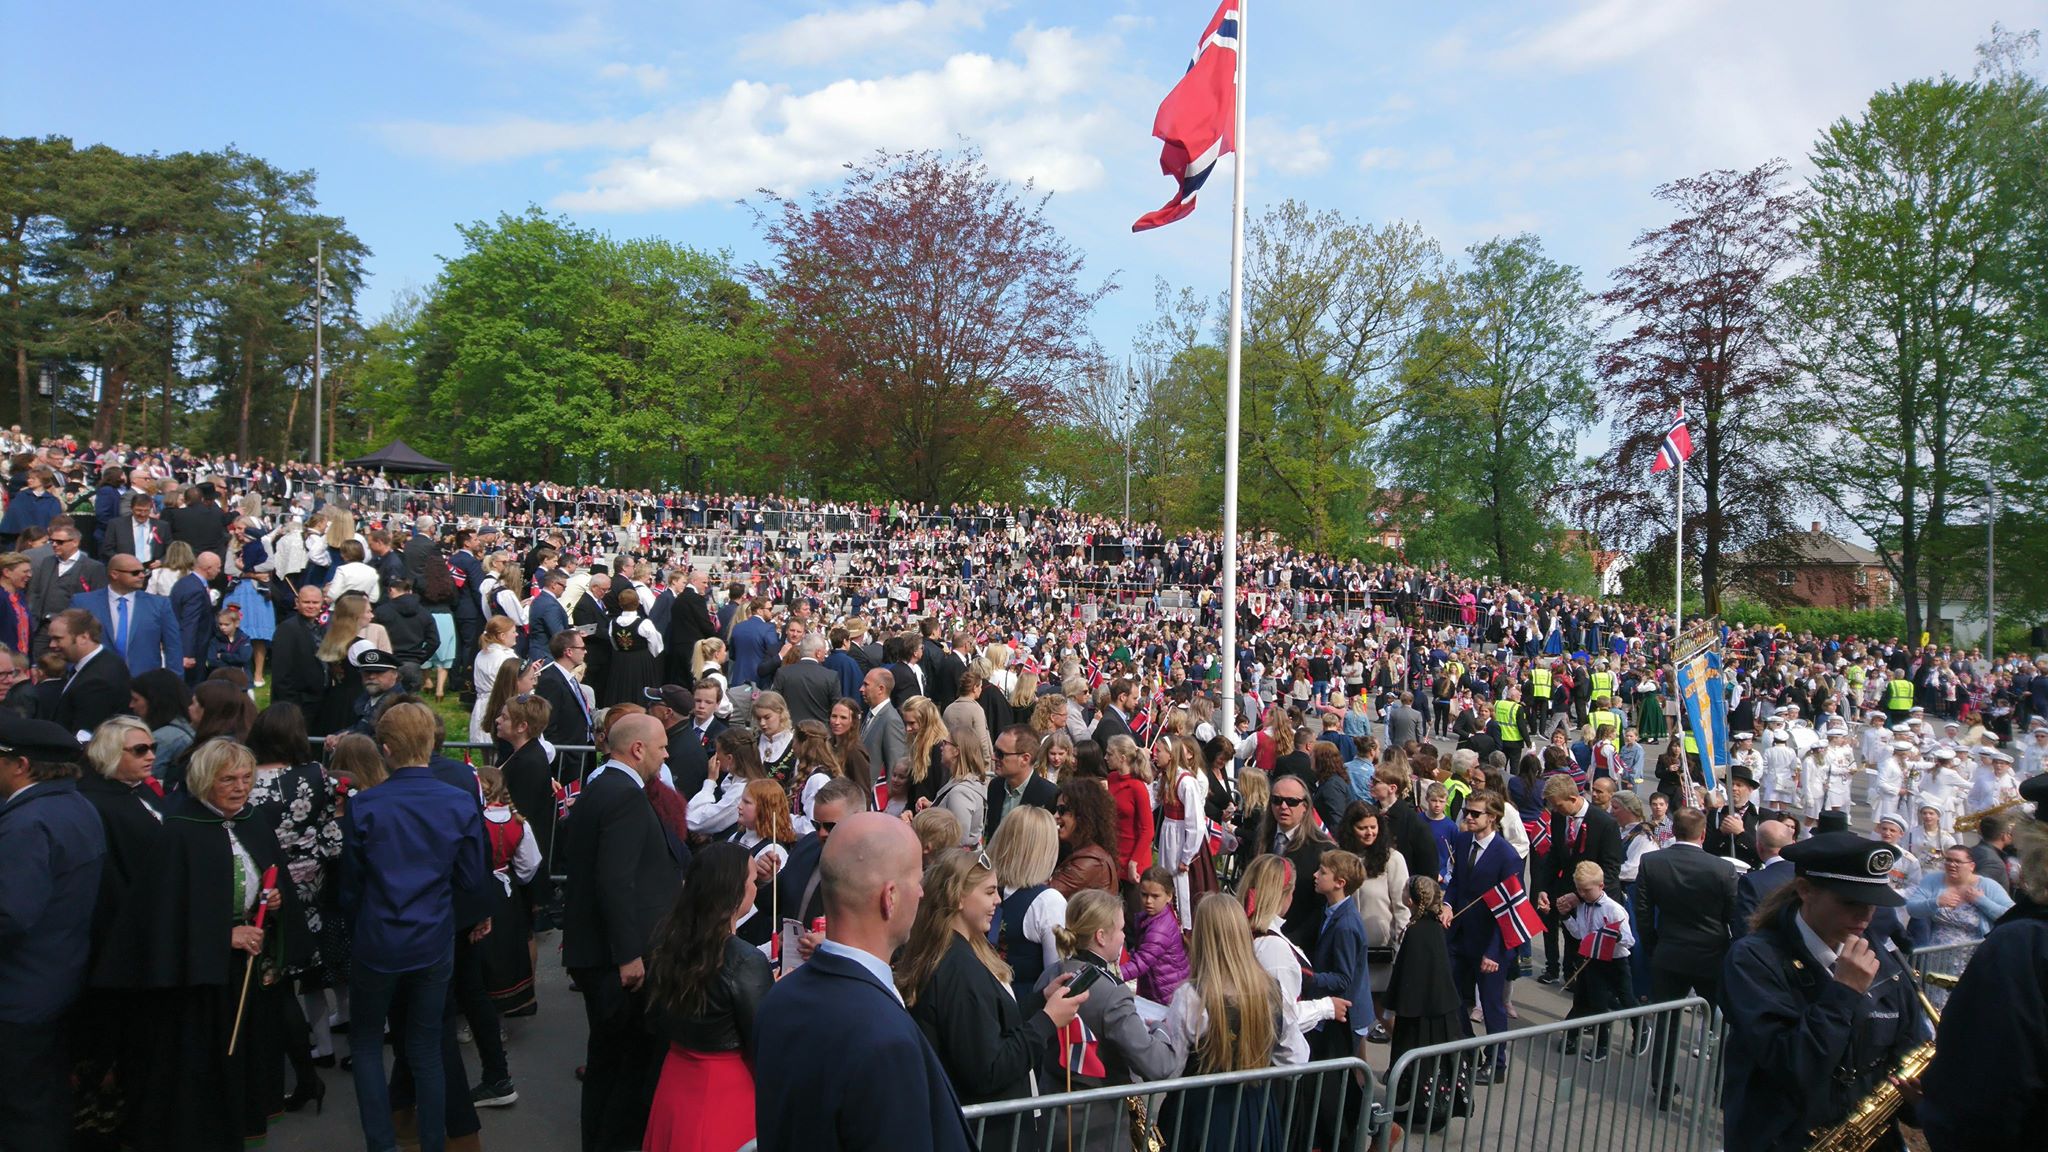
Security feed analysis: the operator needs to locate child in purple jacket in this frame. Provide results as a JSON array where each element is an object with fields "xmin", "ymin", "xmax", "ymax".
[{"xmin": 1122, "ymin": 866, "xmax": 1191, "ymax": 1004}]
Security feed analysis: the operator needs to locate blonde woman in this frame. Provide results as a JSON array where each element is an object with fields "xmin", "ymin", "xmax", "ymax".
[
  {"xmin": 987, "ymin": 805, "xmax": 1068, "ymax": 994},
  {"xmin": 310, "ymin": 591, "xmax": 390, "ymax": 736},
  {"xmin": 893, "ymin": 849, "xmax": 1087, "ymax": 1149},
  {"xmin": 1157, "ymin": 733, "xmax": 1217, "ymax": 921},
  {"xmin": 984, "ymin": 642, "xmax": 1016, "ymax": 696},
  {"xmin": 146, "ymin": 540, "xmax": 195, "ymax": 598},
  {"xmin": 1239, "ymin": 854, "xmax": 1338, "ymax": 1065},
  {"xmin": 900, "ymin": 695, "xmax": 948, "ymax": 809},
  {"xmin": 469, "ymin": 617, "xmax": 521, "ymax": 743},
  {"xmin": 751, "ymin": 690, "xmax": 796, "ymax": 785},
  {"xmin": 790, "ymin": 720, "xmax": 841, "ymax": 825},
  {"xmin": 1008, "ymin": 670, "xmax": 1039, "ymax": 712},
  {"xmin": 1163, "ymin": 894, "xmax": 1293, "ymax": 1146},
  {"xmin": 478, "ymin": 554, "xmax": 527, "ymax": 625},
  {"xmin": 1038, "ymin": 890, "xmax": 1189, "ymax": 1152},
  {"xmin": 933, "ymin": 732, "xmax": 987, "ymax": 847},
  {"xmin": 692, "ymin": 638, "xmax": 733, "ymax": 718}
]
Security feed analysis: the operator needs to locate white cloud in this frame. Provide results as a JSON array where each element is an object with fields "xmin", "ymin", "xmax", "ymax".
[
  {"xmin": 1252, "ymin": 120, "xmax": 1330, "ymax": 177},
  {"xmin": 741, "ymin": 0, "xmax": 1001, "ymax": 68},
  {"xmin": 428, "ymin": 25, "xmax": 1110, "ymax": 211},
  {"xmin": 1501, "ymin": 0, "xmax": 1713, "ymax": 72},
  {"xmin": 598, "ymin": 61, "xmax": 671, "ymax": 92}
]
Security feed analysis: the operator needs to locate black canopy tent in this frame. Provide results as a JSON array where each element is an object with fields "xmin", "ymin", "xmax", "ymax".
[{"xmin": 343, "ymin": 439, "xmax": 450, "ymax": 475}]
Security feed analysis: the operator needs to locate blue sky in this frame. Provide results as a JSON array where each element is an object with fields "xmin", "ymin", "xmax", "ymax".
[{"xmin": 6, "ymin": 0, "xmax": 2035, "ymax": 355}]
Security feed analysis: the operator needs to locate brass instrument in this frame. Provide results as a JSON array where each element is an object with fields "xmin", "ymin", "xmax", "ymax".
[
  {"xmin": 1954, "ymin": 795, "xmax": 2031, "ymax": 833},
  {"xmin": 1922, "ymin": 971, "xmax": 1961, "ymax": 990},
  {"xmin": 1807, "ymin": 975, "xmax": 1942, "ymax": 1152}
]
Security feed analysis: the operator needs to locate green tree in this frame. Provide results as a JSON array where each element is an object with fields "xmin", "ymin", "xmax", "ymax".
[
  {"xmin": 1386, "ymin": 234, "xmax": 1596, "ymax": 583},
  {"xmin": 1235, "ymin": 201, "xmax": 1442, "ymax": 551},
  {"xmin": 1779, "ymin": 75, "xmax": 2044, "ymax": 637}
]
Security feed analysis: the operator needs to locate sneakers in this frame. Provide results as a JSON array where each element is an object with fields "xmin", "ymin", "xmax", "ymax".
[
  {"xmin": 1632, "ymin": 1025, "xmax": 1654, "ymax": 1058},
  {"xmin": 472, "ymin": 1079, "xmax": 518, "ymax": 1108},
  {"xmin": 1583, "ymin": 1046, "xmax": 1610, "ymax": 1063},
  {"xmin": 1536, "ymin": 970, "xmax": 1563, "ymax": 986},
  {"xmin": 456, "ymin": 1023, "xmax": 473, "ymax": 1045}
]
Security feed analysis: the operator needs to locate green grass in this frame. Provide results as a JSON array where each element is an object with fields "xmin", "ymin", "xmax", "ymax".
[{"xmin": 252, "ymin": 678, "xmax": 479, "ymax": 747}]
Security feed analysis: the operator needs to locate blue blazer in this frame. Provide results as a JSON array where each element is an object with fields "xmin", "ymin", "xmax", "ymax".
[
  {"xmin": 1305, "ymin": 895, "xmax": 1376, "ymax": 1035},
  {"xmin": 169, "ymin": 573, "xmax": 215, "ymax": 672},
  {"xmin": 1445, "ymin": 829, "xmax": 1525, "ymax": 963},
  {"xmin": 730, "ymin": 614, "xmax": 780, "ymax": 688},
  {"xmin": 523, "ymin": 591, "xmax": 569, "ymax": 660},
  {"xmin": 72, "ymin": 588, "xmax": 183, "ymax": 676},
  {"xmin": 754, "ymin": 947, "xmax": 976, "ymax": 1152}
]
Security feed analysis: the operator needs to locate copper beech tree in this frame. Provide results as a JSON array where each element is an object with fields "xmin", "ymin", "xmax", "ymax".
[{"xmin": 750, "ymin": 149, "xmax": 1112, "ymax": 504}]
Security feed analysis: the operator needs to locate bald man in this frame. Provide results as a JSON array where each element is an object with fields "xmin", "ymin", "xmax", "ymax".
[
  {"xmin": 170, "ymin": 550, "xmax": 220, "ymax": 682},
  {"xmin": 754, "ymin": 813, "xmax": 975, "ymax": 1152},
  {"xmin": 1733, "ymin": 817, "xmax": 1799, "ymax": 939},
  {"xmin": 560, "ymin": 711, "xmax": 683, "ymax": 1152}
]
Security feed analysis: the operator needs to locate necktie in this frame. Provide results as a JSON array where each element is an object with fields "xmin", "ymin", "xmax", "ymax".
[{"xmin": 114, "ymin": 596, "xmax": 129, "ymax": 656}]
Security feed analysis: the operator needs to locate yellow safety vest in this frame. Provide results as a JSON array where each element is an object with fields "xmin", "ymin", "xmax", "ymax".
[
  {"xmin": 1445, "ymin": 660, "xmax": 1465, "ymax": 684},
  {"xmin": 1494, "ymin": 699, "xmax": 1523, "ymax": 742},
  {"xmin": 1597, "ymin": 708, "xmax": 1628, "ymax": 739},
  {"xmin": 1530, "ymin": 667, "xmax": 1553, "ymax": 700},
  {"xmin": 1591, "ymin": 671, "xmax": 1615, "ymax": 698},
  {"xmin": 1684, "ymin": 730, "xmax": 1698, "ymax": 755},
  {"xmin": 1887, "ymin": 678, "xmax": 1915, "ymax": 711}
]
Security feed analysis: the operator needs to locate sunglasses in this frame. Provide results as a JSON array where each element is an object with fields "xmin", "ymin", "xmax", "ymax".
[
  {"xmin": 974, "ymin": 849, "xmax": 996, "ymax": 872},
  {"xmin": 1271, "ymin": 795, "xmax": 1307, "ymax": 808},
  {"xmin": 1054, "ymin": 805, "xmax": 1072, "ymax": 816},
  {"xmin": 125, "ymin": 742, "xmax": 157, "ymax": 756},
  {"xmin": 815, "ymin": 820, "xmax": 837, "ymax": 834}
]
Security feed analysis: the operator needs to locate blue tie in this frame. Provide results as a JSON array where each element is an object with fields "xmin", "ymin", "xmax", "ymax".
[{"xmin": 114, "ymin": 596, "xmax": 129, "ymax": 656}]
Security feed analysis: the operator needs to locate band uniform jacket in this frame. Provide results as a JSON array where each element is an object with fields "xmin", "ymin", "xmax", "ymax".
[
  {"xmin": 1637, "ymin": 843, "xmax": 1740, "ymax": 982},
  {"xmin": 1720, "ymin": 901, "xmax": 1925, "ymax": 1152}
]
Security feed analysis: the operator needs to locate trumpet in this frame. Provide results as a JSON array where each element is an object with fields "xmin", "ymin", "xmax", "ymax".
[{"xmin": 1954, "ymin": 796, "xmax": 2030, "ymax": 833}]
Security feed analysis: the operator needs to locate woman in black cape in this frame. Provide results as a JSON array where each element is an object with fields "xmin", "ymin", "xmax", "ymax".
[
  {"xmin": 91, "ymin": 737, "xmax": 309, "ymax": 1151},
  {"xmin": 1379, "ymin": 875, "xmax": 1465, "ymax": 1130}
]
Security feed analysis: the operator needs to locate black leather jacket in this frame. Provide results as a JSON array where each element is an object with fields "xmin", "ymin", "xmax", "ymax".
[{"xmin": 647, "ymin": 935, "xmax": 774, "ymax": 1058}]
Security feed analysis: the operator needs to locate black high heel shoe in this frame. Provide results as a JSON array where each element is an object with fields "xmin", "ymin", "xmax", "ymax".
[{"xmin": 285, "ymin": 1074, "xmax": 326, "ymax": 1115}]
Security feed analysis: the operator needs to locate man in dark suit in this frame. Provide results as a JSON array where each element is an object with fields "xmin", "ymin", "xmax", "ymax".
[
  {"xmin": 101, "ymin": 495, "xmax": 168, "ymax": 567},
  {"xmin": 1732, "ymin": 814, "xmax": 1798, "ymax": 939},
  {"xmin": 825, "ymin": 627, "xmax": 866, "ymax": 701},
  {"xmin": 1637, "ymin": 807, "xmax": 1739, "ymax": 1104},
  {"xmin": 48, "ymin": 609, "xmax": 129, "ymax": 738},
  {"xmin": 772, "ymin": 632, "xmax": 839, "ymax": 729},
  {"xmin": 523, "ymin": 570, "xmax": 571, "ymax": 662},
  {"xmin": 169, "ymin": 552, "xmax": 221, "ymax": 683},
  {"xmin": 26, "ymin": 524, "xmax": 105, "ymax": 654},
  {"xmin": 664, "ymin": 568, "xmax": 719, "ymax": 686},
  {"xmin": 447, "ymin": 529, "xmax": 487, "ymax": 702},
  {"xmin": 535, "ymin": 632, "xmax": 594, "ymax": 752},
  {"xmin": 1261, "ymin": 773, "xmax": 1335, "ymax": 955},
  {"xmin": 572, "ymin": 573, "xmax": 612, "ymax": 693},
  {"xmin": 559, "ymin": 714, "xmax": 683, "ymax": 1152},
  {"xmin": 270, "ymin": 583, "xmax": 328, "ymax": 724},
  {"xmin": 883, "ymin": 633, "xmax": 922, "ymax": 712},
  {"xmin": 729, "ymin": 597, "xmax": 780, "ymax": 690},
  {"xmin": 1370, "ymin": 760, "xmax": 1441, "ymax": 887},
  {"xmin": 1444, "ymin": 789, "xmax": 1524, "ymax": 1080},
  {"xmin": 917, "ymin": 618, "xmax": 950, "ymax": 709},
  {"xmin": 984, "ymin": 723, "xmax": 1059, "ymax": 844},
  {"xmin": 755, "ymin": 812, "xmax": 975, "ymax": 1152},
  {"xmin": 1704, "ymin": 765, "xmax": 1765, "ymax": 870},
  {"xmin": 71, "ymin": 552, "xmax": 182, "ymax": 677},
  {"xmin": 1536, "ymin": 773, "xmax": 1623, "ymax": 984},
  {"xmin": 401, "ymin": 516, "xmax": 440, "ymax": 586},
  {"xmin": 1092, "ymin": 678, "xmax": 1137, "ymax": 745},
  {"xmin": 164, "ymin": 486, "xmax": 228, "ymax": 556}
]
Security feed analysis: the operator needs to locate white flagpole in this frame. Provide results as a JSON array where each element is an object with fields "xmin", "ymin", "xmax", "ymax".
[
  {"xmin": 1218, "ymin": 0, "xmax": 1248, "ymax": 744},
  {"xmin": 1672, "ymin": 444, "xmax": 1690, "ymax": 805}
]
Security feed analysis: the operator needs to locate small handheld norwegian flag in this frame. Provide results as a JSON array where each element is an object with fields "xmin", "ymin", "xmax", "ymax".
[
  {"xmin": 1057, "ymin": 1016, "xmax": 1106, "ymax": 1079},
  {"xmin": 1578, "ymin": 919, "xmax": 1625, "ymax": 962},
  {"xmin": 1523, "ymin": 818, "xmax": 1551, "ymax": 857},
  {"xmin": 1481, "ymin": 875, "xmax": 1546, "ymax": 951}
]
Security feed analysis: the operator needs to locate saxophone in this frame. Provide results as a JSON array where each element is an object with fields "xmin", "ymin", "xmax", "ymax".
[{"xmin": 1806, "ymin": 977, "xmax": 1941, "ymax": 1152}]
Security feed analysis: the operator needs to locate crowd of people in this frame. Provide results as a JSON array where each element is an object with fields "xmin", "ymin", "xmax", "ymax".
[{"xmin": 0, "ymin": 428, "xmax": 2043, "ymax": 1152}]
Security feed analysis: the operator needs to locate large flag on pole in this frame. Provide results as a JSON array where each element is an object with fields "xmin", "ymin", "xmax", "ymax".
[
  {"xmin": 1651, "ymin": 410, "xmax": 1694, "ymax": 473},
  {"xmin": 1131, "ymin": 1, "xmax": 1240, "ymax": 232}
]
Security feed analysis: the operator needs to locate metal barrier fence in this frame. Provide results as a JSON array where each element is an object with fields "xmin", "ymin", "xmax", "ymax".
[
  {"xmin": 734, "ymin": 1056, "xmax": 1378, "ymax": 1152},
  {"xmin": 1371, "ymin": 997, "xmax": 1723, "ymax": 1152},
  {"xmin": 1906, "ymin": 939, "xmax": 1976, "ymax": 984}
]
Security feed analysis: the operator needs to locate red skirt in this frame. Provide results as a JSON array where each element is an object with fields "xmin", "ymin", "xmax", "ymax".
[{"xmin": 645, "ymin": 1046, "xmax": 756, "ymax": 1152}]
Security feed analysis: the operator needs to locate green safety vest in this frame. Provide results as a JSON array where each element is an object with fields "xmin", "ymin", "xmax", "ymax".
[
  {"xmin": 1530, "ymin": 667, "xmax": 1553, "ymax": 700},
  {"xmin": 1494, "ymin": 699, "xmax": 1523, "ymax": 742},
  {"xmin": 1591, "ymin": 671, "xmax": 1616, "ymax": 698},
  {"xmin": 1887, "ymin": 678, "xmax": 1915, "ymax": 711}
]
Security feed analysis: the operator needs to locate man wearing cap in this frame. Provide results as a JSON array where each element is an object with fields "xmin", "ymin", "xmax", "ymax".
[
  {"xmin": 1918, "ymin": 775, "xmax": 2048, "ymax": 1151},
  {"xmin": 337, "ymin": 650, "xmax": 403, "ymax": 739},
  {"xmin": 1760, "ymin": 717, "xmax": 1800, "ymax": 823},
  {"xmin": 0, "ymin": 715, "xmax": 105, "ymax": 1150},
  {"xmin": 1722, "ymin": 832, "xmax": 1928, "ymax": 1152}
]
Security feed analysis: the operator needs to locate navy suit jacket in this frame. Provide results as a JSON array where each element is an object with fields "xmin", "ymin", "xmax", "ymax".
[
  {"xmin": 72, "ymin": 588, "xmax": 183, "ymax": 676},
  {"xmin": 0, "ymin": 777, "xmax": 106, "ymax": 1023},
  {"xmin": 730, "ymin": 614, "xmax": 780, "ymax": 689},
  {"xmin": 169, "ymin": 573, "xmax": 216, "ymax": 672},
  {"xmin": 523, "ymin": 591, "xmax": 569, "ymax": 660},
  {"xmin": 1445, "ymin": 829, "xmax": 1525, "ymax": 963},
  {"xmin": 754, "ymin": 947, "xmax": 976, "ymax": 1152}
]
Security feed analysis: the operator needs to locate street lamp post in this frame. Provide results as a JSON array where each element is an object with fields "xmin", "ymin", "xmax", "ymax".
[
  {"xmin": 1121, "ymin": 369, "xmax": 1135, "ymax": 525},
  {"xmin": 1985, "ymin": 478, "xmax": 1996, "ymax": 660},
  {"xmin": 38, "ymin": 366, "xmax": 53, "ymax": 441},
  {"xmin": 310, "ymin": 239, "xmax": 332, "ymax": 465}
]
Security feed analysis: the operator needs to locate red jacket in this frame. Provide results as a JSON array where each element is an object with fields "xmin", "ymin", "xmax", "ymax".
[{"xmin": 1107, "ymin": 771, "xmax": 1154, "ymax": 881}]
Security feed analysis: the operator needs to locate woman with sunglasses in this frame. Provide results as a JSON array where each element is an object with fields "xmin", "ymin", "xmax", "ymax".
[{"xmin": 1049, "ymin": 777, "xmax": 1120, "ymax": 898}]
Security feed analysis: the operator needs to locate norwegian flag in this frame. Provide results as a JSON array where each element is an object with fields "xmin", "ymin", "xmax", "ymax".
[
  {"xmin": 1523, "ymin": 818, "xmax": 1550, "ymax": 857},
  {"xmin": 1132, "ymin": 1, "xmax": 1239, "ymax": 232},
  {"xmin": 1130, "ymin": 705, "xmax": 1152, "ymax": 746},
  {"xmin": 1578, "ymin": 918, "xmax": 1625, "ymax": 962},
  {"xmin": 1057, "ymin": 1015, "xmax": 1107, "ymax": 1078},
  {"xmin": 1651, "ymin": 410, "xmax": 1694, "ymax": 473},
  {"xmin": 1481, "ymin": 875, "xmax": 1547, "ymax": 951}
]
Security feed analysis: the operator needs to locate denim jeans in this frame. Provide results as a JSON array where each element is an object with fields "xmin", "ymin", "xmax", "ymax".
[{"xmin": 352, "ymin": 958, "xmax": 454, "ymax": 1152}]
